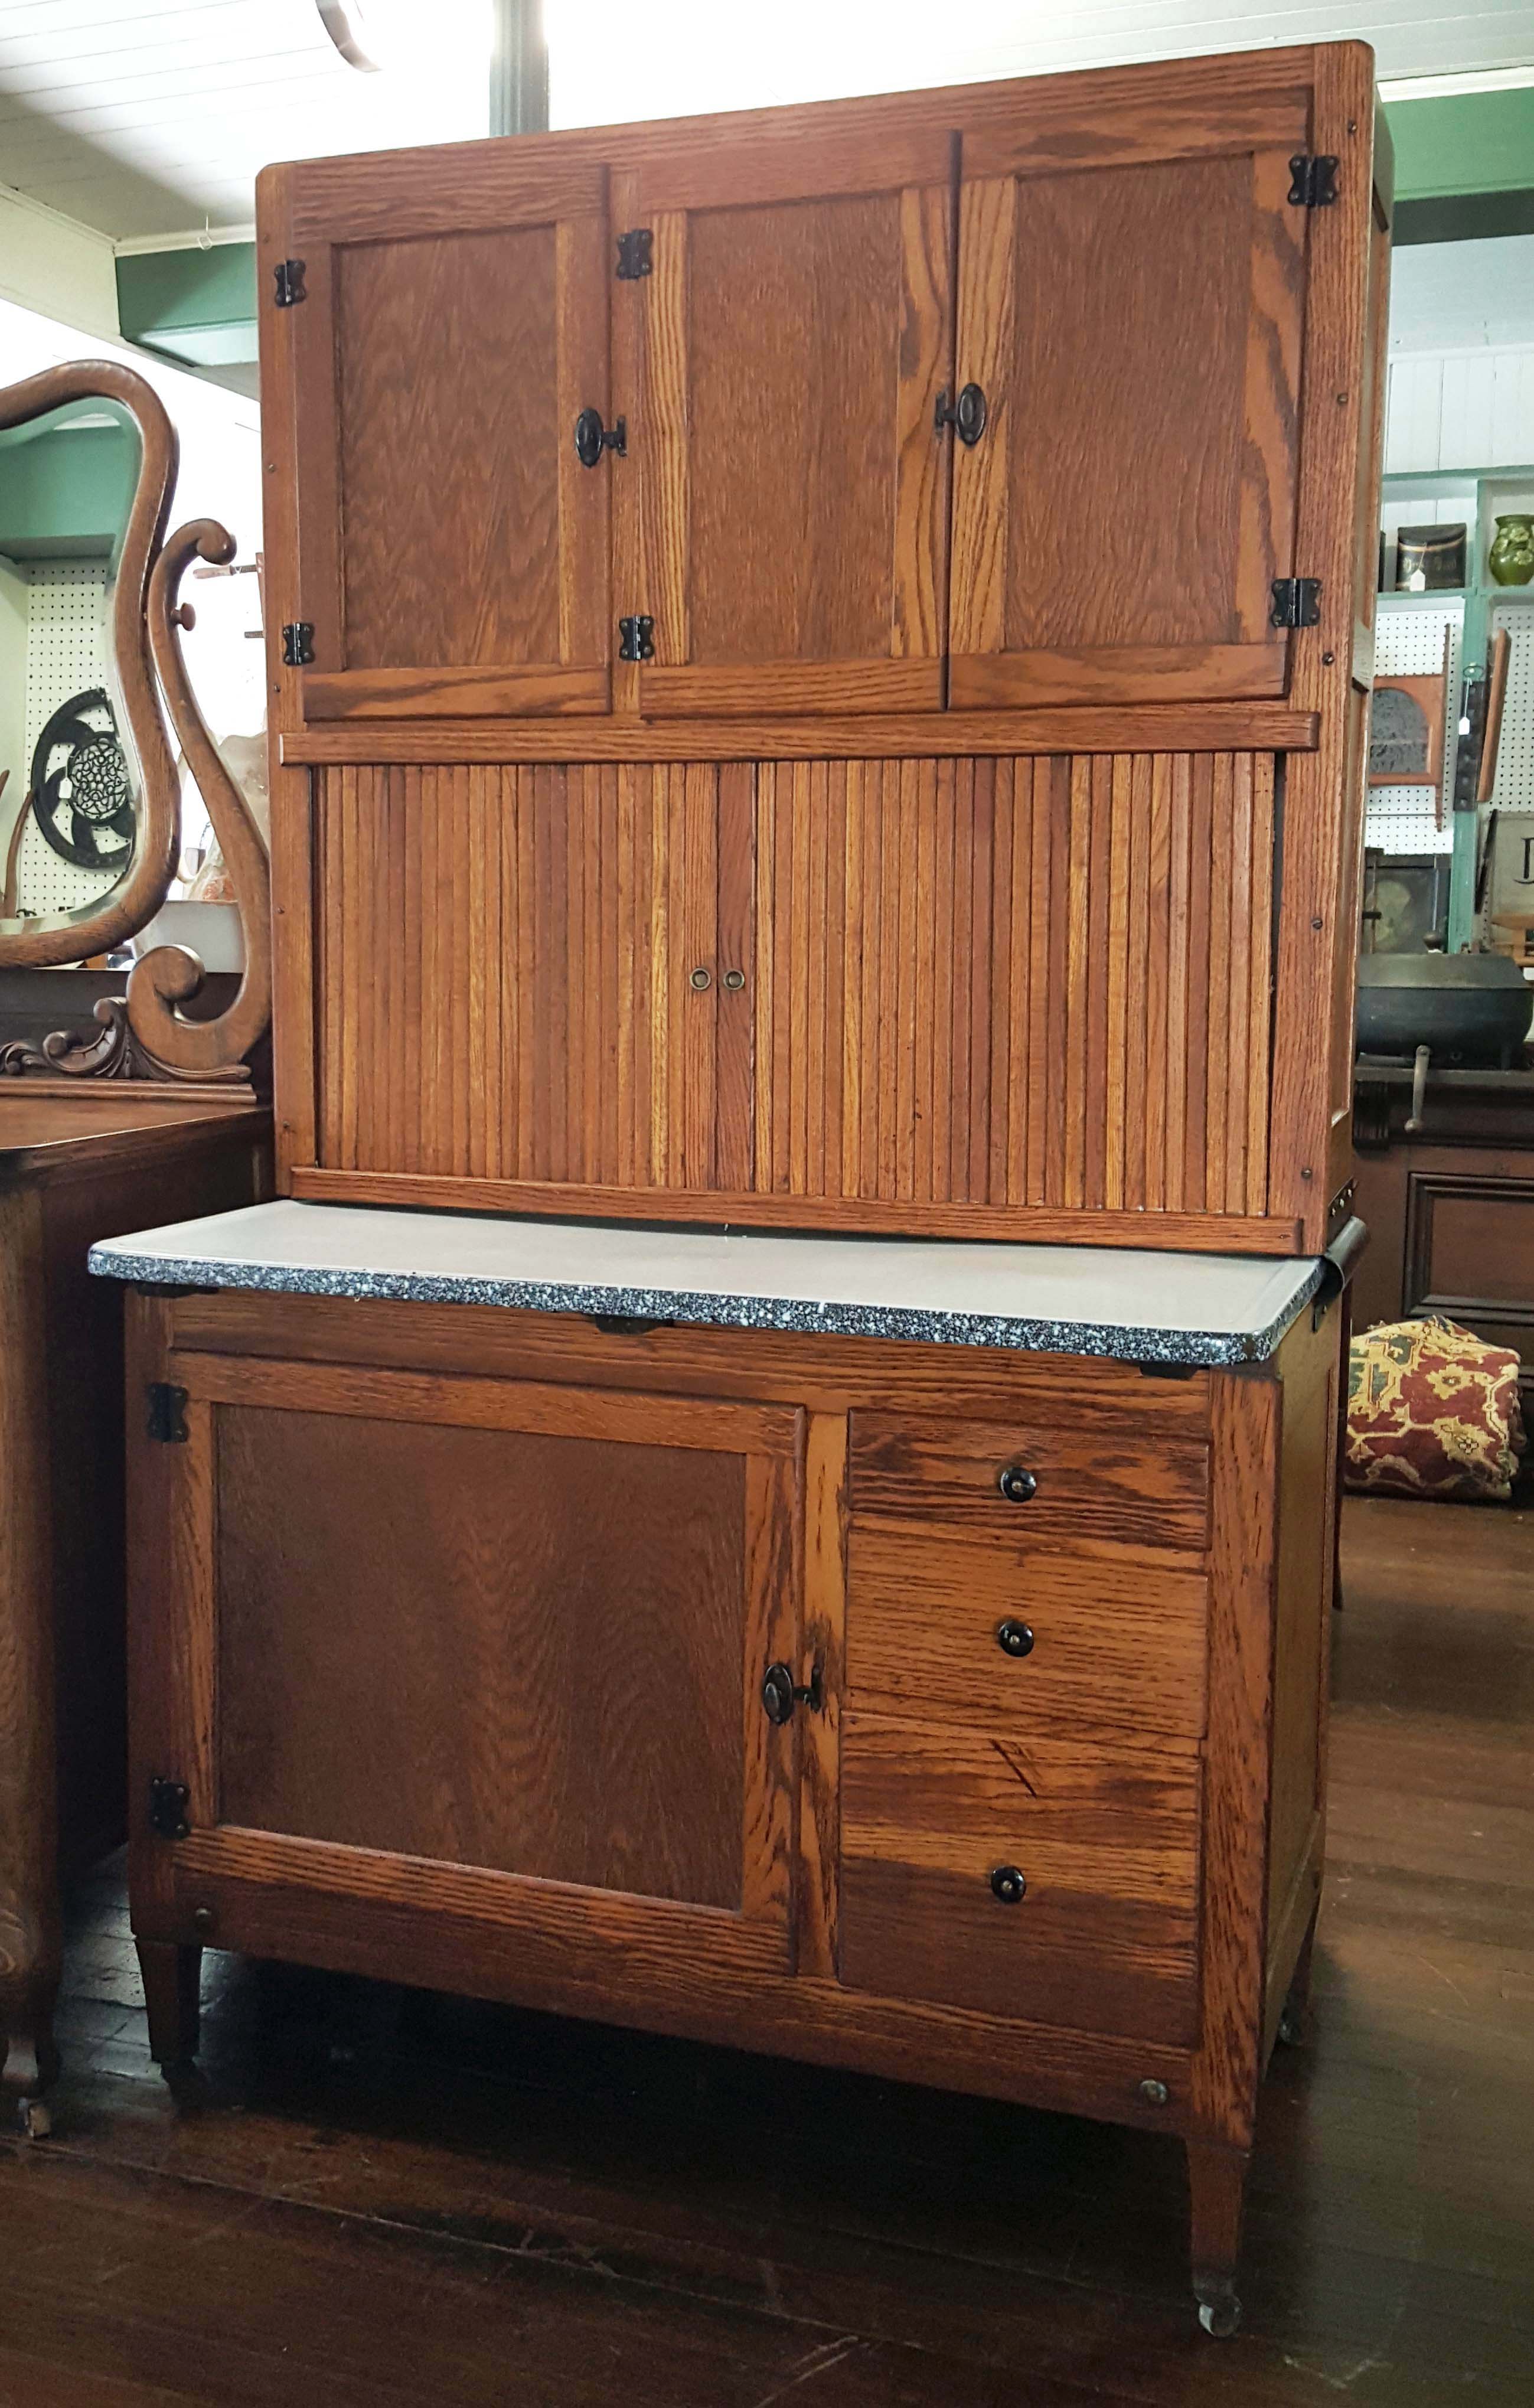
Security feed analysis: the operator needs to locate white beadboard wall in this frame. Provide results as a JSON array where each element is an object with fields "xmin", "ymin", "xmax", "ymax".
[{"xmin": 1385, "ymin": 348, "xmax": 1534, "ymax": 473}]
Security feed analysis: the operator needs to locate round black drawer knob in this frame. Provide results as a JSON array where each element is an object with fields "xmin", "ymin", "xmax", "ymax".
[
  {"xmin": 996, "ymin": 1619, "xmax": 1035, "ymax": 1659},
  {"xmin": 989, "ymin": 1864, "xmax": 1027, "ymax": 1905},
  {"xmin": 997, "ymin": 1464, "xmax": 1037, "ymax": 1504}
]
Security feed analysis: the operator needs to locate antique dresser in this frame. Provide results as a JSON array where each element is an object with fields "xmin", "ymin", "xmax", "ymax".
[{"xmin": 97, "ymin": 37, "xmax": 1388, "ymax": 2333}]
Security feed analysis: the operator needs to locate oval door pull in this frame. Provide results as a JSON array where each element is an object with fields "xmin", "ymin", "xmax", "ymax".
[
  {"xmin": 996, "ymin": 1619, "xmax": 1034, "ymax": 1658},
  {"xmin": 997, "ymin": 1463, "xmax": 1037, "ymax": 1503},
  {"xmin": 575, "ymin": 407, "xmax": 626, "ymax": 467},
  {"xmin": 935, "ymin": 383, "xmax": 987, "ymax": 445},
  {"xmin": 761, "ymin": 1662, "xmax": 823, "ymax": 1724},
  {"xmin": 689, "ymin": 966, "xmax": 712, "ymax": 991},
  {"xmin": 990, "ymin": 1865, "xmax": 1027, "ymax": 1905}
]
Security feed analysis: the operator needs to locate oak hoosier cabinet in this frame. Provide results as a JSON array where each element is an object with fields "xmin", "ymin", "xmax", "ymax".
[{"xmin": 102, "ymin": 38, "xmax": 1387, "ymax": 2336}]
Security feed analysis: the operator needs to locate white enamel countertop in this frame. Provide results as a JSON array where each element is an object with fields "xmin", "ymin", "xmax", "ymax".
[{"xmin": 89, "ymin": 1201, "xmax": 1328, "ymax": 1366}]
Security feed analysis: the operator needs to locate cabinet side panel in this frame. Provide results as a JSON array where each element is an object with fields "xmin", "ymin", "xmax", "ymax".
[{"xmin": 1265, "ymin": 1315, "xmax": 1338, "ymax": 1941}]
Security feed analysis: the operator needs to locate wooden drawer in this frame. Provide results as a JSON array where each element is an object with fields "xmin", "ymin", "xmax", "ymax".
[
  {"xmin": 840, "ymin": 1712, "xmax": 1201, "ymax": 2043},
  {"xmin": 848, "ymin": 1412, "xmax": 1209, "ymax": 1553},
  {"xmin": 846, "ymin": 1525, "xmax": 1209, "ymax": 1738}
]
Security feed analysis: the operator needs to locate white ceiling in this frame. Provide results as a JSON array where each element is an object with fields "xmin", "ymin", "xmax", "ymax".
[
  {"xmin": 1, "ymin": 0, "xmax": 1532, "ymax": 245},
  {"xmin": 0, "ymin": 1, "xmax": 491, "ymax": 239},
  {"xmin": 549, "ymin": 1, "xmax": 1534, "ymax": 133}
]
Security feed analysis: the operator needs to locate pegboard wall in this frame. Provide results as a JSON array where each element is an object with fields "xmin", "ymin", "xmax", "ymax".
[
  {"xmin": 17, "ymin": 562, "xmax": 126, "ymax": 917},
  {"xmin": 1365, "ymin": 598, "xmax": 1462, "ymax": 857},
  {"xmin": 1487, "ymin": 593, "xmax": 1534, "ymax": 813}
]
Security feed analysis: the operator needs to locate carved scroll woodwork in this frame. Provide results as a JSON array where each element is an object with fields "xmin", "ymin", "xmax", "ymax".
[{"xmin": 129, "ymin": 520, "xmax": 272, "ymax": 1076}]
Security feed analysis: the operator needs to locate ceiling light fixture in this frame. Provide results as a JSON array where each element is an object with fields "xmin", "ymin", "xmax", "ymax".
[{"xmin": 315, "ymin": 2, "xmax": 382, "ymax": 73}]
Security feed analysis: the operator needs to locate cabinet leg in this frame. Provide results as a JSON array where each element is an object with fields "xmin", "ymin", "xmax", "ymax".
[
  {"xmin": 1, "ymin": 1934, "xmax": 61, "ymax": 2138},
  {"xmin": 1187, "ymin": 2139, "xmax": 1248, "ymax": 2337},
  {"xmin": 136, "ymin": 1940, "xmax": 201, "ymax": 2074},
  {"xmin": 1279, "ymin": 1899, "xmax": 1320, "ymax": 2048}
]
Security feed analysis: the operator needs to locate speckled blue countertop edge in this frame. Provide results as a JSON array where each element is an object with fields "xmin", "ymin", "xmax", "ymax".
[{"xmin": 87, "ymin": 1245, "xmax": 1326, "ymax": 1368}]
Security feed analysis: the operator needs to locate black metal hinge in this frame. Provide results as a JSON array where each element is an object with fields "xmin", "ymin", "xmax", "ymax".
[
  {"xmin": 616, "ymin": 229, "xmax": 653, "ymax": 280},
  {"xmin": 1269, "ymin": 577, "xmax": 1322, "ymax": 629},
  {"xmin": 281, "ymin": 621, "xmax": 315, "ymax": 667},
  {"xmin": 146, "ymin": 1382, "xmax": 189, "ymax": 1444},
  {"xmin": 1288, "ymin": 155, "xmax": 1339, "ymax": 208},
  {"xmin": 148, "ymin": 1779, "xmax": 191, "ymax": 1841},
  {"xmin": 273, "ymin": 257, "xmax": 306, "ymax": 306},
  {"xmin": 618, "ymin": 614, "xmax": 655, "ymax": 663}
]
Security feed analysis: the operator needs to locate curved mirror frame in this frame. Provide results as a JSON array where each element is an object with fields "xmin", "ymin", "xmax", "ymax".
[
  {"xmin": 0, "ymin": 361, "xmax": 270, "ymax": 1079},
  {"xmin": 0, "ymin": 362, "xmax": 181, "ymax": 967}
]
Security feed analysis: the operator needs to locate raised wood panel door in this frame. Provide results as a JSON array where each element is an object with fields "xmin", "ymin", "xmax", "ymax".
[
  {"xmin": 949, "ymin": 97, "xmax": 1310, "ymax": 707},
  {"xmin": 750, "ymin": 752, "xmax": 1275, "ymax": 1218},
  {"xmin": 286, "ymin": 158, "xmax": 612, "ymax": 720},
  {"xmin": 614, "ymin": 128, "xmax": 955, "ymax": 718},
  {"xmin": 157, "ymin": 1355, "xmax": 802, "ymax": 1972},
  {"xmin": 314, "ymin": 762, "xmax": 751, "ymax": 1192}
]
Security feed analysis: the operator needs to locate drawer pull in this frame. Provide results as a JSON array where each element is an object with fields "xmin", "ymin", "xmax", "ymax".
[
  {"xmin": 989, "ymin": 1864, "xmax": 1027, "ymax": 1905},
  {"xmin": 996, "ymin": 1619, "xmax": 1035, "ymax": 1659},
  {"xmin": 997, "ymin": 1463, "xmax": 1037, "ymax": 1503}
]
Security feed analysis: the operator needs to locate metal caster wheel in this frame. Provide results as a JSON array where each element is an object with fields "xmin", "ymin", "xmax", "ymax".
[
  {"xmin": 1278, "ymin": 2005, "xmax": 1306, "ymax": 2048},
  {"xmin": 14, "ymin": 2097, "xmax": 51, "ymax": 2140},
  {"xmin": 1196, "ymin": 2289, "xmax": 1242, "ymax": 2338}
]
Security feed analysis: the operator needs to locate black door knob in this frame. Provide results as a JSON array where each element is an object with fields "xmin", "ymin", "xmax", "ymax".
[
  {"xmin": 997, "ymin": 1464, "xmax": 1037, "ymax": 1503},
  {"xmin": 996, "ymin": 1619, "xmax": 1034, "ymax": 1658},
  {"xmin": 990, "ymin": 1865, "xmax": 1027, "ymax": 1905},
  {"xmin": 935, "ymin": 383, "xmax": 988, "ymax": 445},
  {"xmin": 575, "ymin": 407, "xmax": 626, "ymax": 467}
]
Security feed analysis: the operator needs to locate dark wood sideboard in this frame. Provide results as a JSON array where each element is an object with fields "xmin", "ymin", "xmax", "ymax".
[
  {"xmin": 0, "ymin": 1092, "xmax": 270, "ymax": 2135},
  {"xmin": 1351, "ymin": 1063, "xmax": 1534, "ymax": 1411}
]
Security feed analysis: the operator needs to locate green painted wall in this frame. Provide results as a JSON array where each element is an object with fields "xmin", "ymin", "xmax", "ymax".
[
  {"xmin": 0, "ymin": 422, "xmax": 137, "ymax": 561},
  {"xmin": 1385, "ymin": 88, "xmax": 1534, "ymax": 201},
  {"xmin": 116, "ymin": 244, "xmax": 257, "ymax": 368}
]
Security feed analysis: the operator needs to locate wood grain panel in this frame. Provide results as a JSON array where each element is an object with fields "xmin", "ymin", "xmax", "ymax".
[
  {"xmin": 749, "ymin": 752, "xmax": 1275, "ymax": 1218},
  {"xmin": 316, "ymin": 764, "xmax": 723, "ymax": 1190},
  {"xmin": 629, "ymin": 168, "xmax": 952, "ymax": 719},
  {"xmin": 846, "ymin": 1526, "xmax": 1209, "ymax": 1740},
  {"xmin": 216, "ymin": 1405, "xmax": 751, "ymax": 1908},
  {"xmin": 848, "ymin": 1411, "xmax": 1208, "ymax": 1552},
  {"xmin": 280, "ymin": 704, "xmax": 1320, "ymax": 764},
  {"xmin": 292, "ymin": 197, "xmax": 611, "ymax": 720},
  {"xmin": 840, "ymin": 1712, "xmax": 1202, "ymax": 2041},
  {"xmin": 949, "ymin": 139, "xmax": 1305, "ymax": 708},
  {"xmin": 312, "ymin": 750, "xmax": 1276, "ymax": 1227}
]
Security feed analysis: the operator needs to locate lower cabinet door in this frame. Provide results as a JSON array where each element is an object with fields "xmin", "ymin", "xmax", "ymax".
[
  {"xmin": 838, "ymin": 1711, "xmax": 1202, "ymax": 2042},
  {"xmin": 149, "ymin": 1353, "xmax": 804, "ymax": 1979}
]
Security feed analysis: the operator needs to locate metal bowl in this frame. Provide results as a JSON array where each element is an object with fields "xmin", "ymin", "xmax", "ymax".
[{"xmin": 1356, "ymin": 951, "xmax": 1532, "ymax": 1065}]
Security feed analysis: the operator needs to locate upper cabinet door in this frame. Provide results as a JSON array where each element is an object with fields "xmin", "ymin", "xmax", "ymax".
[
  {"xmin": 949, "ymin": 93, "xmax": 1310, "ymax": 708},
  {"xmin": 285, "ymin": 155, "xmax": 612, "ymax": 720},
  {"xmin": 615, "ymin": 128, "xmax": 955, "ymax": 719}
]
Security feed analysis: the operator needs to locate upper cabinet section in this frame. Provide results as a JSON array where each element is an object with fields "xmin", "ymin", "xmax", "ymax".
[
  {"xmin": 284, "ymin": 156, "xmax": 613, "ymax": 720},
  {"xmin": 262, "ymin": 49, "xmax": 1367, "ymax": 736},
  {"xmin": 613, "ymin": 127, "xmax": 954, "ymax": 719},
  {"xmin": 949, "ymin": 87, "xmax": 1312, "ymax": 708}
]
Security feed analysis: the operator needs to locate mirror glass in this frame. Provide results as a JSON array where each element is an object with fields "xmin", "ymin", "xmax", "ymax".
[{"xmin": 0, "ymin": 393, "xmax": 144, "ymax": 951}]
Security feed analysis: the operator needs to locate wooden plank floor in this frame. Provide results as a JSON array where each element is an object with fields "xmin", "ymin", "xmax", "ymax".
[{"xmin": 2, "ymin": 1495, "xmax": 1530, "ymax": 2406}]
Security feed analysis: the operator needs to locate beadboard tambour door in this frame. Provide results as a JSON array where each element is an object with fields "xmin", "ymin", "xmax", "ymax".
[
  {"xmin": 612, "ymin": 126, "xmax": 954, "ymax": 719},
  {"xmin": 286, "ymin": 155, "xmax": 612, "ymax": 721},
  {"xmin": 750, "ymin": 753, "xmax": 1275, "ymax": 1218},
  {"xmin": 316, "ymin": 763, "xmax": 742, "ymax": 1190},
  {"xmin": 949, "ymin": 84, "xmax": 1309, "ymax": 709},
  {"xmin": 311, "ymin": 751, "xmax": 1275, "ymax": 1230}
]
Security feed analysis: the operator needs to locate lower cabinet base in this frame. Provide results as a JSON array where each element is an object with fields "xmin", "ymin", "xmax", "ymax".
[{"xmin": 122, "ymin": 1283, "xmax": 1341, "ymax": 2332}]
